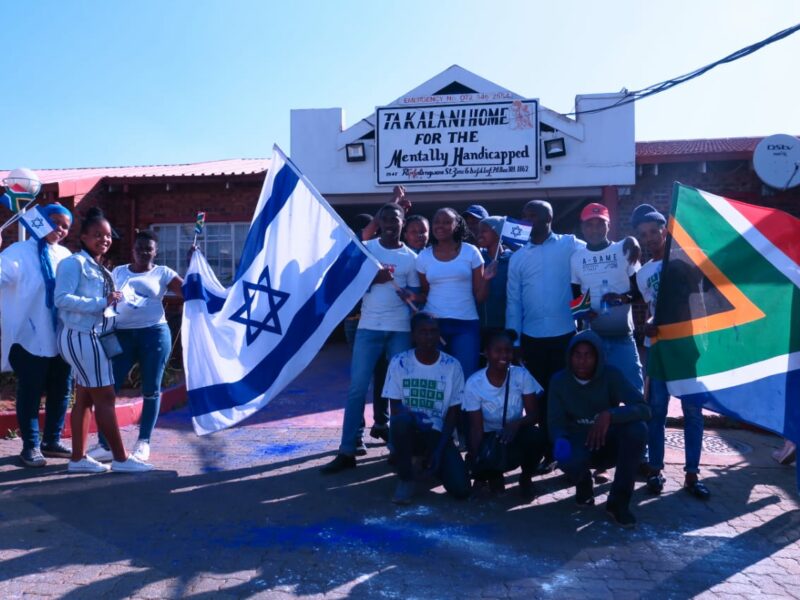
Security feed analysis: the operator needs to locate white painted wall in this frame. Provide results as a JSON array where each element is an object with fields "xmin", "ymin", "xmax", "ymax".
[{"xmin": 290, "ymin": 66, "xmax": 634, "ymax": 198}]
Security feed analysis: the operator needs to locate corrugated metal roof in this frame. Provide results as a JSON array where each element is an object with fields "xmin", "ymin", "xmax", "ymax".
[{"xmin": 0, "ymin": 158, "xmax": 270, "ymax": 184}]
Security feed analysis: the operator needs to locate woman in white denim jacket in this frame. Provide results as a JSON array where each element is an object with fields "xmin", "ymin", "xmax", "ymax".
[{"xmin": 54, "ymin": 207, "xmax": 153, "ymax": 474}]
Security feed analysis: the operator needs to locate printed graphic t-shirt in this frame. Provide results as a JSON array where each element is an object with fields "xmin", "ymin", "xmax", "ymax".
[
  {"xmin": 358, "ymin": 240, "xmax": 420, "ymax": 332},
  {"xmin": 570, "ymin": 240, "xmax": 639, "ymax": 335},
  {"xmin": 381, "ymin": 349, "xmax": 465, "ymax": 432},
  {"xmin": 462, "ymin": 365, "xmax": 543, "ymax": 432},
  {"xmin": 635, "ymin": 258, "xmax": 662, "ymax": 347}
]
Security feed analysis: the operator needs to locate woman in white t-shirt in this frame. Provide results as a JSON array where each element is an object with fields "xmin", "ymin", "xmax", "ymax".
[
  {"xmin": 89, "ymin": 230, "xmax": 182, "ymax": 462},
  {"xmin": 416, "ymin": 207, "xmax": 489, "ymax": 379},
  {"xmin": 463, "ymin": 330, "xmax": 548, "ymax": 497}
]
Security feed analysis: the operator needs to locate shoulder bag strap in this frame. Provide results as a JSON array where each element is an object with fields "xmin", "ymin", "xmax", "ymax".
[{"xmin": 501, "ymin": 368, "xmax": 510, "ymax": 428}]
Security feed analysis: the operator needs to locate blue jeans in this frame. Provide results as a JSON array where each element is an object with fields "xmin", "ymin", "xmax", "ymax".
[
  {"xmin": 438, "ymin": 318, "xmax": 480, "ymax": 378},
  {"xmin": 559, "ymin": 421, "xmax": 648, "ymax": 499},
  {"xmin": 390, "ymin": 412, "xmax": 470, "ymax": 499},
  {"xmin": 98, "ymin": 323, "xmax": 171, "ymax": 448},
  {"xmin": 339, "ymin": 329, "xmax": 412, "ymax": 455},
  {"xmin": 600, "ymin": 334, "xmax": 643, "ymax": 393},
  {"xmin": 9, "ymin": 344, "xmax": 72, "ymax": 450},
  {"xmin": 647, "ymin": 378, "xmax": 703, "ymax": 474}
]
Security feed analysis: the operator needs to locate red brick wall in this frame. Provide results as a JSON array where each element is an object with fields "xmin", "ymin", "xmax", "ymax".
[
  {"xmin": 71, "ymin": 177, "xmax": 263, "ymax": 267},
  {"xmin": 620, "ymin": 160, "xmax": 800, "ymax": 238}
]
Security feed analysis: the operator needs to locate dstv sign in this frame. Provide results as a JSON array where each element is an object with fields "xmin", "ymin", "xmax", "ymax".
[{"xmin": 753, "ymin": 134, "xmax": 800, "ymax": 190}]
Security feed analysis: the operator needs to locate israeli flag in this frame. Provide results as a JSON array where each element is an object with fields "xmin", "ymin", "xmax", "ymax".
[
  {"xmin": 501, "ymin": 217, "xmax": 532, "ymax": 250},
  {"xmin": 182, "ymin": 145, "xmax": 381, "ymax": 435},
  {"xmin": 20, "ymin": 206, "xmax": 55, "ymax": 240}
]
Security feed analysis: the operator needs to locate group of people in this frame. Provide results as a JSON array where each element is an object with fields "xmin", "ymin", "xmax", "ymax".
[
  {"xmin": 322, "ymin": 188, "xmax": 713, "ymax": 528},
  {"xmin": 3, "ymin": 189, "xmax": 790, "ymax": 527},
  {"xmin": 1, "ymin": 206, "xmax": 180, "ymax": 474}
]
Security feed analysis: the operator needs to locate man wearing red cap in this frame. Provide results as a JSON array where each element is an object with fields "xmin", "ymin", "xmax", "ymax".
[{"xmin": 570, "ymin": 203, "xmax": 643, "ymax": 394}]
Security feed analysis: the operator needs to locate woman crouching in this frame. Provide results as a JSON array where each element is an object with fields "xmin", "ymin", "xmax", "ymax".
[{"xmin": 464, "ymin": 329, "xmax": 548, "ymax": 497}]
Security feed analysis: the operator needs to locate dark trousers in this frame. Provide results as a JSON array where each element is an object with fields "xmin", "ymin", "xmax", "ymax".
[
  {"xmin": 472, "ymin": 424, "xmax": 548, "ymax": 480},
  {"xmin": 372, "ymin": 356, "xmax": 389, "ymax": 428},
  {"xmin": 558, "ymin": 421, "xmax": 648, "ymax": 500},
  {"xmin": 390, "ymin": 413, "xmax": 470, "ymax": 499},
  {"xmin": 9, "ymin": 344, "xmax": 72, "ymax": 450},
  {"xmin": 521, "ymin": 332, "xmax": 575, "ymax": 455}
]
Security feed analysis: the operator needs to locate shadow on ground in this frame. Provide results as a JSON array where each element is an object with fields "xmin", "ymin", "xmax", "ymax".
[{"xmin": 1, "ymin": 424, "xmax": 798, "ymax": 598}]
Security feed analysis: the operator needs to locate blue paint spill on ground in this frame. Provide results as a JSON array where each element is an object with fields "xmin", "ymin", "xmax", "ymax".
[
  {"xmin": 200, "ymin": 465, "xmax": 224, "ymax": 473},
  {"xmin": 260, "ymin": 442, "xmax": 311, "ymax": 457},
  {"xmin": 207, "ymin": 518, "xmax": 495, "ymax": 556}
]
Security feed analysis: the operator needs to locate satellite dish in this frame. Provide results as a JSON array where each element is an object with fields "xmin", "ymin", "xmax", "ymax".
[{"xmin": 753, "ymin": 134, "xmax": 800, "ymax": 190}]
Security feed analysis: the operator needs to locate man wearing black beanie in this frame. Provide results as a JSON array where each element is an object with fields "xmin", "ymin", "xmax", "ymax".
[{"xmin": 632, "ymin": 204, "xmax": 710, "ymax": 501}]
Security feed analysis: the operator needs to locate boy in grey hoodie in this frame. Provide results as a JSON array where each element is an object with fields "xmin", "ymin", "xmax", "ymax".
[{"xmin": 548, "ymin": 330, "xmax": 650, "ymax": 528}]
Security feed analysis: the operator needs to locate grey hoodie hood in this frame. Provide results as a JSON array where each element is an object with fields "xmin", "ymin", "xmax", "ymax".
[{"xmin": 565, "ymin": 330, "xmax": 606, "ymax": 382}]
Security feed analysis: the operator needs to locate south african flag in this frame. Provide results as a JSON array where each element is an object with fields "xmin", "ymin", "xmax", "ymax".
[
  {"xmin": 648, "ymin": 183, "xmax": 800, "ymax": 448},
  {"xmin": 570, "ymin": 291, "xmax": 592, "ymax": 319},
  {"xmin": 195, "ymin": 211, "xmax": 206, "ymax": 235},
  {"xmin": 0, "ymin": 187, "xmax": 34, "ymax": 214}
]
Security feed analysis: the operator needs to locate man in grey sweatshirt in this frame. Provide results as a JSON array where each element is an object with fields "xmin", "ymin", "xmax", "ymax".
[{"xmin": 548, "ymin": 331, "xmax": 650, "ymax": 528}]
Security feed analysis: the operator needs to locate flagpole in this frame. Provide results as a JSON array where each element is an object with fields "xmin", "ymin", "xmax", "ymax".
[
  {"xmin": 390, "ymin": 279, "xmax": 420, "ymax": 313},
  {"xmin": 0, "ymin": 198, "xmax": 40, "ymax": 233}
]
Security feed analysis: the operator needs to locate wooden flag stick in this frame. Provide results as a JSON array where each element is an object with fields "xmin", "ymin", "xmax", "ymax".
[{"xmin": 0, "ymin": 199, "xmax": 40, "ymax": 233}]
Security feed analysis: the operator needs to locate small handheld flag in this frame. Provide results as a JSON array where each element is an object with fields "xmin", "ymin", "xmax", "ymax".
[
  {"xmin": 20, "ymin": 206, "xmax": 55, "ymax": 240},
  {"xmin": 501, "ymin": 217, "xmax": 532, "ymax": 250},
  {"xmin": 194, "ymin": 212, "xmax": 206, "ymax": 235},
  {"xmin": 570, "ymin": 292, "xmax": 592, "ymax": 319},
  {"xmin": 0, "ymin": 188, "xmax": 35, "ymax": 214},
  {"xmin": 192, "ymin": 211, "xmax": 206, "ymax": 246}
]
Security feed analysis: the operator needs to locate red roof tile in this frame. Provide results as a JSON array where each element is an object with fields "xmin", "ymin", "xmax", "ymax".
[
  {"xmin": 635, "ymin": 137, "xmax": 765, "ymax": 163},
  {"xmin": 1, "ymin": 158, "xmax": 270, "ymax": 185}
]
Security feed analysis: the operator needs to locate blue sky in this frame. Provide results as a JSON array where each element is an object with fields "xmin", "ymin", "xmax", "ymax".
[{"xmin": 3, "ymin": 1, "xmax": 799, "ymax": 168}]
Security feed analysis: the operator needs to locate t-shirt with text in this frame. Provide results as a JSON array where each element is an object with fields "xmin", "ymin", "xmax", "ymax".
[
  {"xmin": 635, "ymin": 258, "xmax": 662, "ymax": 347},
  {"xmin": 381, "ymin": 349, "xmax": 465, "ymax": 432},
  {"xmin": 358, "ymin": 240, "xmax": 419, "ymax": 332},
  {"xmin": 462, "ymin": 365, "xmax": 542, "ymax": 432},
  {"xmin": 570, "ymin": 240, "xmax": 639, "ymax": 335}
]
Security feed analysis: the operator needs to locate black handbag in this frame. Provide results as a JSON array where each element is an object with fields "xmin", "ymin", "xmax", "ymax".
[
  {"xmin": 474, "ymin": 371, "xmax": 511, "ymax": 473},
  {"xmin": 98, "ymin": 330, "xmax": 123, "ymax": 358}
]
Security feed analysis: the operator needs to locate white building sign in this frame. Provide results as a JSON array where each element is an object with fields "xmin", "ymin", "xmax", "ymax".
[{"xmin": 375, "ymin": 99, "xmax": 539, "ymax": 185}]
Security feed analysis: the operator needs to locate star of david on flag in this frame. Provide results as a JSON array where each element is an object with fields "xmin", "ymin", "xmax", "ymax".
[
  {"xmin": 229, "ymin": 265, "xmax": 290, "ymax": 344},
  {"xmin": 20, "ymin": 205, "xmax": 56, "ymax": 240},
  {"xmin": 181, "ymin": 145, "xmax": 381, "ymax": 435},
  {"xmin": 501, "ymin": 217, "xmax": 532, "ymax": 250}
]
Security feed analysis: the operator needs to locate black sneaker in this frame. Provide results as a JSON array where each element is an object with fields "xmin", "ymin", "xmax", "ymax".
[
  {"xmin": 575, "ymin": 477, "xmax": 595, "ymax": 506},
  {"xmin": 369, "ymin": 425, "xmax": 389, "ymax": 443},
  {"xmin": 535, "ymin": 458, "xmax": 557, "ymax": 475},
  {"xmin": 41, "ymin": 441, "xmax": 72, "ymax": 459},
  {"xmin": 355, "ymin": 443, "xmax": 368, "ymax": 457},
  {"xmin": 320, "ymin": 454, "xmax": 356, "ymax": 474},
  {"xmin": 606, "ymin": 497, "xmax": 637, "ymax": 529},
  {"xmin": 646, "ymin": 473, "xmax": 666, "ymax": 495},
  {"xmin": 488, "ymin": 473, "xmax": 506, "ymax": 494},
  {"xmin": 684, "ymin": 480, "xmax": 711, "ymax": 500},
  {"xmin": 518, "ymin": 472, "xmax": 535, "ymax": 500},
  {"xmin": 20, "ymin": 447, "xmax": 47, "ymax": 468}
]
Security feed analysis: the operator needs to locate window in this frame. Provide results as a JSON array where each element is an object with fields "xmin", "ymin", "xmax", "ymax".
[{"xmin": 150, "ymin": 222, "xmax": 250, "ymax": 286}]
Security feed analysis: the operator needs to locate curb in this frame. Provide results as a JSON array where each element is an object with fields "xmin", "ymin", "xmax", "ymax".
[{"xmin": 0, "ymin": 383, "xmax": 186, "ymax": 439}]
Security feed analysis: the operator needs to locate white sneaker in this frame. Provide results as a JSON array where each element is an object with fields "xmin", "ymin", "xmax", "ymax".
[
  {"xmin": 111, "ymin": 454, "xmax": 154, "ymax": 473},
  {"xmin": 87, "ymin": 444, "xmax": 114, "ymax": 463},
  {"xmin": 68, "ymin": 455, "xmax": 110, "ymax": 474},
  {"xmin": 132, "ymin": 440, "xmax": 150, "ymax": 462}
]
